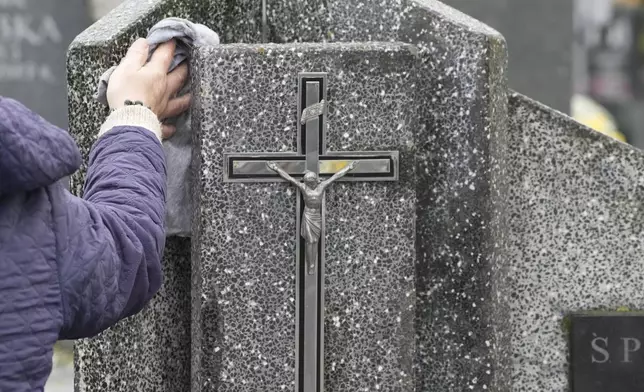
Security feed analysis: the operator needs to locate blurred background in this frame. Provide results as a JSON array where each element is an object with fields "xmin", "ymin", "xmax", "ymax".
[
  {"xmin": 0, "ymin": 0, "xmax": 642, "ymax": 391},
  {"xmin": 572, "ymin": 0, "xmax": 644, "ymax": 146}
]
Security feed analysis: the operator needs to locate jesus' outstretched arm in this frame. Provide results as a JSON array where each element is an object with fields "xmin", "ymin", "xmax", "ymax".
[
  {"xmin": 266, "ymin": 162, "xmax": 305, "ymax": 191},
  {"xmin": 320, "ymin": 161, "xmax": 358, "ymax": 190}
]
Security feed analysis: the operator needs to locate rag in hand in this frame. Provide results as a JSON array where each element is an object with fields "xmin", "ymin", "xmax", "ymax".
[{"xmin": 95, "ymin": 17, "xmax": 220, "ymax": 237}]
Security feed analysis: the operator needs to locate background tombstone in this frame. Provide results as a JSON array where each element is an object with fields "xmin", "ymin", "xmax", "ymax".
[
  {"xmin": 441, "ymin": 0, "xmax": 574, "ymax": 113},
  {"xmin": 0, "ymin": 0, "xmax": 90, "ymax": 129},
  {"xmin": 89, "ymin": 0, "xmax": 124, "ymax": 21}
]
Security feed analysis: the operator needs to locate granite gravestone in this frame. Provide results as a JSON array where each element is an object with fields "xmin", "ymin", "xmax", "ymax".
[
  {"xmin": 570, "ymin": 314, "xmax": 644, "ymax": 392},
  {"xmin": 0, "ymin": 0, "xmax": 89, "ymax": 129},
  {"xmin": 70, "ymin": 1, "xmax": 506, "ymax": 391},
  {"xmin": 68, "ymin": 0, "xmax": 644, "ymax": 392}
]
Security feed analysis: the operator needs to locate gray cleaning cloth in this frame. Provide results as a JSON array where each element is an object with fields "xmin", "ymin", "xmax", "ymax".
[{"xmin": 95, "ymin": 17, "xmax": 220, "ymax": 237}]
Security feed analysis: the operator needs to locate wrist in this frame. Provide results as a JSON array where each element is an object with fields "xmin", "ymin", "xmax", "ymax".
[
  {"xmin": 99, "ymin": 105, "xmax": 162, "ymax": 142},
  {"xmin": 108, "ymin": 98, "xmax": 153, "ymax": 111}
]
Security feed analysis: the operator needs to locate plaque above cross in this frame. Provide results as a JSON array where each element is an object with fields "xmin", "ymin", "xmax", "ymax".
[{"xmin": 223, "ymin": 72, "xmax": 399, "ymax": 392}]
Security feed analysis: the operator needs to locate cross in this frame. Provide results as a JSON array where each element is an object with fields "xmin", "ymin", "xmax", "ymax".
[{"xmin": 223, "ymin": 72, "xmax": 399, "ymax": 392}]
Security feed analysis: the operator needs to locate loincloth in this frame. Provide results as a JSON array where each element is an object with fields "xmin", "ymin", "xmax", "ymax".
[{"xmin": 301, "ymin": 208, "xmax": 321, "ymax": 243}]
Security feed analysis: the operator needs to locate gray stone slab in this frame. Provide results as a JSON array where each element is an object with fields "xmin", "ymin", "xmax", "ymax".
[
  {"xmin": 494, "ymin": 92, "xmax": 644, "ymax": 390},
  {"xmin": 74, "ymin": 240, "xmax": 192, "ymax": 391},
  {"xmin": 69, "ymin": 2, "xmax": 644, "ymax": 392},
  {"xmin": 190, "ymin": 0, "xmax": 508, "ymax": 390},
  {"xmin": 266, "ymin": 0, "xmax": 403, "ymax": 43},
  {"xmin": 440, "ymin": 0, "xmax": 573, "ymax": 113},
  {"xmin": 0, "ymin": 0, "xmax": 90, "ymax": 129}
]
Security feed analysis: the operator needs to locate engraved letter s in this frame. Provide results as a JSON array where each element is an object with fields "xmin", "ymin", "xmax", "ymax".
[{"xmin": 591, "ymin": 337, "xmax": 609, "ymax": 363}]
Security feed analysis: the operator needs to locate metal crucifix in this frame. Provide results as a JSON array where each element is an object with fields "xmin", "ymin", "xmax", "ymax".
[{"xmin": 223, "ymin": 72, "xmax": 399, "ymax": 392}]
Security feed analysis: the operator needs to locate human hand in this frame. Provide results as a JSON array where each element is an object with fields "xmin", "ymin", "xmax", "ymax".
[
  {"xmin": 106, "ymin": 38, "xmax": 191, "ymax": 138},
  {"xmin": 266, "ymin": 161, "xmax": 279, "ymax": 171}
]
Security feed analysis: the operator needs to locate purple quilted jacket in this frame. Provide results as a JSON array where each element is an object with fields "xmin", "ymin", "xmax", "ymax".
[{"xmin": 0, "ymin": 97, "xmax": 166, "ymax": 391}]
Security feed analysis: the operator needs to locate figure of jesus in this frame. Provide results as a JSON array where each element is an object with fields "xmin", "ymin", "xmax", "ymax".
[{"xmin": 267, "ymin": 161, "xmax": 358, "ymax": 275}]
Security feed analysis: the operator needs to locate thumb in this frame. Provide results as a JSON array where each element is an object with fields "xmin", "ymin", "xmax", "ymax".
[{"xmin": 161, "ymin": 124, "xmax": 176, "ymax": 139}]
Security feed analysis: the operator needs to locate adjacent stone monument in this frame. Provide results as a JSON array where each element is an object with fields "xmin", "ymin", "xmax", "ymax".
[
  {"xmin": 68, "ymin": 0, "xmax": 644, "ymax": 391},
  {"xmin": 489, "ymin": 92, "xmax": 644, "ymax": 390},
  {"xmin": 0, "ymin": 0, "xmax": 89, "ymax": 129},
  {"xmin": 570, "ymin": 313, "xmax": 644, "ymax": 391}
]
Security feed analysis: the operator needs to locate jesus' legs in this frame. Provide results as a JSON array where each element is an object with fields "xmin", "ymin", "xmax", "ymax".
[{"xmin": 305, "ymin": 241, "xmax": 318, "ymax": 275}]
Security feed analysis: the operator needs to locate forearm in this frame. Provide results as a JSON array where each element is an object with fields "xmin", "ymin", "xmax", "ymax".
[
  {"xmin": 59, "ymin": 125, "xmax": 167, "ymax": 338},
  {"xmin": 84, "ymin": 124, "xmax": 166, "ymax": 239},
  {"xmin": 83, "ymin": 123, "xmax": 166, "ymax": 316},
  {"xmin": 87, "ymin": 106, "xmax": 166, "ymax": 225}
]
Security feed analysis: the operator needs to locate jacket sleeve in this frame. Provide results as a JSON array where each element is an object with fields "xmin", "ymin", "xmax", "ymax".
[{"xmin": 57, "ymin": 127, "xmax": 167, "ymax": 339}]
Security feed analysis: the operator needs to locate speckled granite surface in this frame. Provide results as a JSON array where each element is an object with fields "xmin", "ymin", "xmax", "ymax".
[
  {"xmin": 67, "ymin": 1, "xmax": 210, "ymax": 391},
  {"xmin": 401, "ymin": 1, "xmax": 508, "ymax": 390},
  {"xmin": 191, "ymin": 42, "xmax": 419, "ymax": 392},
  {"xmin": 187, "ymin": 0, "xmax": 507, "ymax": 390}
]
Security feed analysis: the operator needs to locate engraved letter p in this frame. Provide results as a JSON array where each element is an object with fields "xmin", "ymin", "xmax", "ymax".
[{"xmin": 621, "ymin": 337, "xmax": 641, "ymax": 363}]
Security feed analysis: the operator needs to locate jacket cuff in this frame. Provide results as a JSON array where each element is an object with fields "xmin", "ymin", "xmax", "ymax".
[{"xmin": 98, "ymin": 106, "xmax": 162, "ymax": 142}]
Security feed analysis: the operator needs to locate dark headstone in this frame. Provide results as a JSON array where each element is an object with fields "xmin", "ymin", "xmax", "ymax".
[
  {"xmin": 571, "ymin": 314, "xmax": 644, "ymax": 392},
  {"xmin": 0, "ymin": 0, "xmax": 90, "ymax": 129},
  {"xmin": 441, "ymin": 0, "xmax": 573, "ymax": 113},
  {"xmin": 71, "ymin": 1, "xmax": 508, "ymax": 391}
]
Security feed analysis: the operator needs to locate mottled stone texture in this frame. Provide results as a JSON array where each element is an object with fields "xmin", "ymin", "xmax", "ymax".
[
  {"xmin": 74, "ymin": 241, "xmax": 191, "ymax": 391},
  {"xmin": 400, "ymin": 2, "xmax": 508, "ymax": 390},
  {"xmin": 492, "ymin": 93, "xmax": 644, "ymax": 391},
  {"xmin": 191, "ymin": 43, "xmax": 419, "ymax": 392}
]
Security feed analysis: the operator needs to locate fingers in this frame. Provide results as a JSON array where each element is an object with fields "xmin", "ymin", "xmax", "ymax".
[
  {"xmin": 120, "ymin": 38, "xmax": 149, "ymax": 70},
  {"xmin": 162, "ymin": 94, "xmax": 191, "ymax": 119},
  {"xmin": 166, "ymin": 63, "xmax": 189, "ymax": 97},
  {"xmin": 147, "ymin": 40, "xmax": 176, "ymax": 73},
  {"xmin": 161, "ymin": 124, "xmax": 177, "ymax": 139}
]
